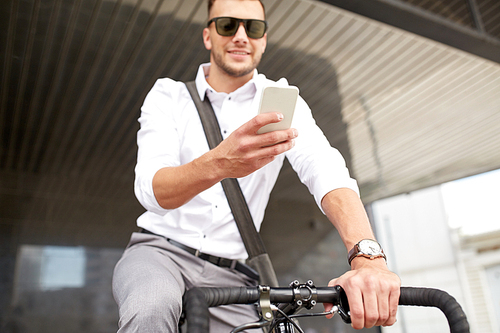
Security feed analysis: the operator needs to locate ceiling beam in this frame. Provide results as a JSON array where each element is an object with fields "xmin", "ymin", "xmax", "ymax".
[{"xmin": 318, "ymin": 0, "xmax": 500, "ymax": 64}]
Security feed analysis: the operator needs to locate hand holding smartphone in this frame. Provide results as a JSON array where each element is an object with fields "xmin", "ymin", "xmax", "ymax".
[{"xmin": 257, "ymin": 86, "xmax": 299, "ymax": 134}]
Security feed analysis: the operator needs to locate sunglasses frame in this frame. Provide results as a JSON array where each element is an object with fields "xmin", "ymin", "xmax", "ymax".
[{"xmin": 207, "ymin": 16, "xmax": 268, "ymax": 39}]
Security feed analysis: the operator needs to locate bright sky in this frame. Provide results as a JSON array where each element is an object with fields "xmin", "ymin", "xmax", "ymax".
[{"xmin": 441, "ymin": 168, "xmax": 500, "ymax": 235}]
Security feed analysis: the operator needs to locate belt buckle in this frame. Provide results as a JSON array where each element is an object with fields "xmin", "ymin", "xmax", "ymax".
[{"xmin": 194, "ymin": 249, "xmax": 200, "ymax": 257}]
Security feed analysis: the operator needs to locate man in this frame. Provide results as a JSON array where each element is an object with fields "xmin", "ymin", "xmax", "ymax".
[{"xmin": 112, "ymin": 0, "xmax": 401, "ymax": 332}]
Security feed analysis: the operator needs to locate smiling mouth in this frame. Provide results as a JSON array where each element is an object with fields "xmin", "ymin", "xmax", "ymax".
[{"xmin": 229, "ymin": 51, "xmax": 250, "ymax": 55}]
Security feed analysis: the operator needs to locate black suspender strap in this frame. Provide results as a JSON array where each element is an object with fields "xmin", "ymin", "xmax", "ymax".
[
  {"xmin": 185, "ymin": 81, "xmax": 266, "ymax": 258},
  {"xmin": 185, "ymin": 81, "xmax": 278, "ymax": 287}
]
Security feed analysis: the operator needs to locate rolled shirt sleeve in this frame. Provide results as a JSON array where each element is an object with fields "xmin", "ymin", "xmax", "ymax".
[
  {"xmin": 286, "ymin": 96, "xmax": 359, "ymax": 213},
  {"xmin": 134, "ymin": 79, "xmax": 185, "ymax": 216}
]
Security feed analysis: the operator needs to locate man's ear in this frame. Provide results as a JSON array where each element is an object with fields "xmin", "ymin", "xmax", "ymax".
[{"xmin": 203, "ymin": 28, "xmax": 212, "ymax": 50}]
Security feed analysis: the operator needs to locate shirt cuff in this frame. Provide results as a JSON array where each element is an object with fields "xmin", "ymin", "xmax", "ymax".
[
  {"xmin": 134, "ymin": 166, "xmax": 171, "ymax": 216},
  {"xmin": 313, "ymin": 177, "xmax": 360, "ymax": 215}
]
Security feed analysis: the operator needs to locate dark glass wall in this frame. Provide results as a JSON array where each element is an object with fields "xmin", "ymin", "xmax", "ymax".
[{"xmin": 0, "ymin": 0, "xmax": 370, "ymax": 332}]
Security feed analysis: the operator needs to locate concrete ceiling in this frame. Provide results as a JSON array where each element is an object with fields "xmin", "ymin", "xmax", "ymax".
[{"xmin": 2, "ymin": 0, "xmax": 500, "ymax": 209}]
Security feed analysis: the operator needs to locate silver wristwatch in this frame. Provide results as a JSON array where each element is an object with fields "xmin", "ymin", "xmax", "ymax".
[{"xmin": 348, "ymin": 239, "xmax": 386, "ymax": 265}]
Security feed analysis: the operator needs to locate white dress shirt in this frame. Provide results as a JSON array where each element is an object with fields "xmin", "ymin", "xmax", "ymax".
[{"xmin": 134, "ymin": 63, "xmax": 359, "ymax": 259}]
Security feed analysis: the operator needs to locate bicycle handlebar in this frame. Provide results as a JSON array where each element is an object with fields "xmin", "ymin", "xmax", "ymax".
[
  {"xmin": 398, "ymin": 287, "xmax": 469, "ymax": 333},
  {"xmin": 183, "ymin": 285, "xmax": 470, "ymax": 333}
]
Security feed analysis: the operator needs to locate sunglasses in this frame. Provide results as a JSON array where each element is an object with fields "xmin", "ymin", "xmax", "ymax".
[{"xmin": 207, "ymin": 17, "xmax": 268, "ymax": 39}]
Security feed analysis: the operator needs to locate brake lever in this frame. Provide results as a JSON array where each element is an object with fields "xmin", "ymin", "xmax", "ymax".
[
  {"xmin": 318, "ymin": 302, "xmax": 349, "ymax": 323},
  {"xmin": 334, "ymin": 285, "xmax": 352, "ymax": 324}
]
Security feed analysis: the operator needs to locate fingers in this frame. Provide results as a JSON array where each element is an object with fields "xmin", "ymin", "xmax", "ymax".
[
  {"xmin": 237, "ymin": 112, "xmax": 298, "ymax": 154},
  {"xmin": 358, "ymin": 277, "xmax": 390, "ymax": 328},
  {"xmin": 385, "ymin": 284, "xmax": 400, "ymax": 326},
  {"xmin": 258, "ymin": 129, "xmax": 297, "ymax": 152},
  {"xmin": 343, "ymin": 280, "xmax": 366, "ymax": 329},
  {"xmin": 327, "ymin": 268, "xmax": 400, "ymax": 329},
  {"xmin": 348, "ymin": 282, "xmax": 397, "ymax": 329},
  {"xmin": 323, "ymin": 278, "xmax": 338, "ymax": 319},
  {"xmin": 246, "ymin": 112, "xmax": 295, "ymax": 137},
  {"xmin": 253, "ymin": 113, "xmax": 298, "ymax": 147},
  {"xmin": 247, "ymin": 112, "xmax": 284, "ymax": 133},
  {"xmin": 233, "ymin": 126, "xmax": 296, "ymax": 160},
  {"xmin": 213, "ymin": 113, "xmax": 297, "ymax": 179}
]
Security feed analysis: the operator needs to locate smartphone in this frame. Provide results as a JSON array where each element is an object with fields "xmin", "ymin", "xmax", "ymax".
[{"xmin": 257, "ymin": 86, "xmax": 299, "ymax": 134}]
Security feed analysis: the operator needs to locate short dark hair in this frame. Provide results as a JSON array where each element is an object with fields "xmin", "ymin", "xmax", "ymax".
[{"xmin": 208, "ymin": 0, "xmax": 266, "ymax": 18}]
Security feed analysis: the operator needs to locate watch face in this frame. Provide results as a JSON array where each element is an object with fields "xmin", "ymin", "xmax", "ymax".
[{"xmin": 358, "ymin": 239, "xmax": 382, "ymax": 255}]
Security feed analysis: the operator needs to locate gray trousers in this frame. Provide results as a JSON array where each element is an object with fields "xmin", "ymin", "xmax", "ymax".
[{"xmin": 112, "ymin": 232, "xmax": 262, "ymax": 333}]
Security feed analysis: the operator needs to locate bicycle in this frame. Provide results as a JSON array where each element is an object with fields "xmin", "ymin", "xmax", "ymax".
[{"xmin": 182, "ymin": 280, "xmax": 470, "ymax": 333}]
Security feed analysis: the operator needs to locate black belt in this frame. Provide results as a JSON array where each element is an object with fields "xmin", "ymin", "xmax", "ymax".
[{"xmin": 141, "ymin": 228, "xmax": 259, "ymax": 281}]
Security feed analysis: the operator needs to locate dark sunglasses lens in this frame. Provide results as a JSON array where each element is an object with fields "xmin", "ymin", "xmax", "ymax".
[
  {"xmin": 216, "ymin": 17, "xmax": 239, "ymax": 36},
  {"xmin": 245, "ymin": 20, "xmax": 266, "ymax": 38}
]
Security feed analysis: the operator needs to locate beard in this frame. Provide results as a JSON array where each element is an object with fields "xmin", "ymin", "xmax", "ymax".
[{"xmin": 211, "ymin": 48, "xmax": 262, "ymax": 78}]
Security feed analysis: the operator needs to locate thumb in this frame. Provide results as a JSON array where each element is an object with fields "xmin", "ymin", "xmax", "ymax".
[
  {"xmin": 324, "ymin": 278, "xmax": 340, "ymax": 319},
  {"xmin": 328, "ymin": 278, "xmax": 339, "ymax": 287}
]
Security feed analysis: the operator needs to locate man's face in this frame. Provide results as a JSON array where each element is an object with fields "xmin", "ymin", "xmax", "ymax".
[{"xmin": 203, "ymin": 0, "xmax": 267, "ymax": 78}]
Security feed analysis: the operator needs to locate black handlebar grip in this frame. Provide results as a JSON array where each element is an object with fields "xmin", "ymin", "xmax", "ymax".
[
  {"xmin": 183, "ymin": 288, "xmax": 210, "ymax": 333},
  {"xmin": 183, "ymin": 286, "xmax": 261, "ymax": 333},
  {"xmin": 333, "ymin": 286, "xmax": 470, "ymax": 333},
  {"xmin": 199, "ymin": 286, "xmax": 260, "ymax": 307},
  {"xmin": 398, "ymin": 287, "xmax": 470, "ymax": 333}
]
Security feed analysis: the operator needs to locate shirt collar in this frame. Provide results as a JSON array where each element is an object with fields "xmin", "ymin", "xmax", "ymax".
[{"xmin": 194, "ymin": 63, "xmax": 260, "ymax": 101}]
